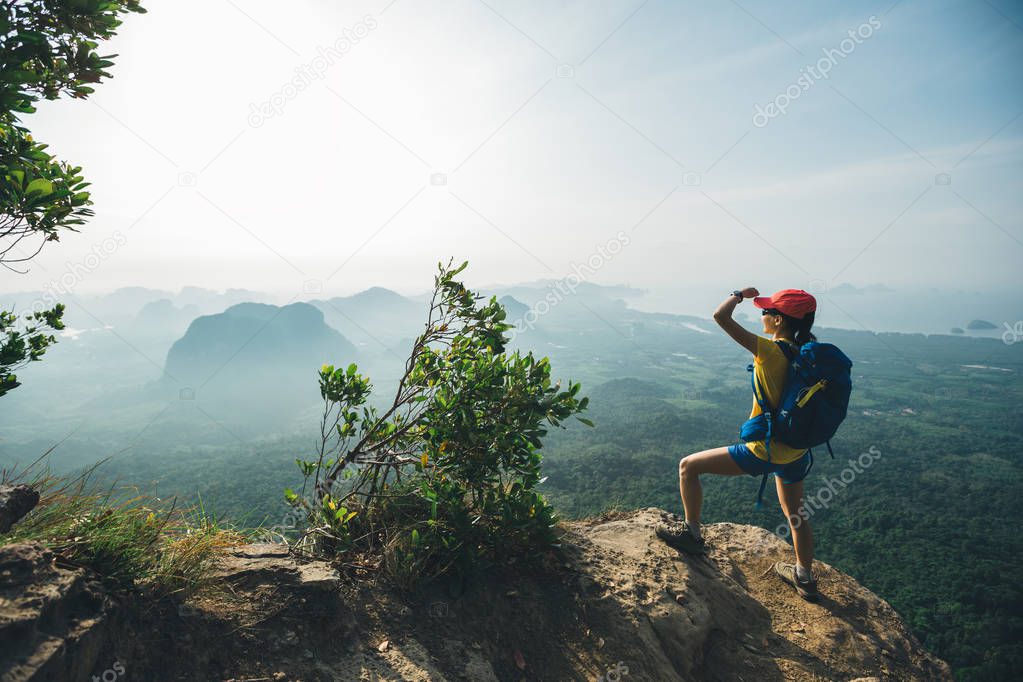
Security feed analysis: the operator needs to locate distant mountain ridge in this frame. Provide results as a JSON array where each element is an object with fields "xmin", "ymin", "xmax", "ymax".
[
  {"xmin": 498, "ymin": 295, "xmax": 529, "ymax": 321},
  {"xmin": 311, "ymin": 287, "xmax": 423, "ymax": 353},
  {"xmin": 165, "ymin": 302, "xmax": 355, "ymax": 387}
]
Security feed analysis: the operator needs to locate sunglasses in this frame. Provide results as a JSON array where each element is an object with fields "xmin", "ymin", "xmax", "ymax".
[{"xmin": 761, "ymin": 308, "xmax": 781, "ymax": 317}]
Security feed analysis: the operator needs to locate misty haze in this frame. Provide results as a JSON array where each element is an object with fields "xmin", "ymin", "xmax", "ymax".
[{"xmin": 1, "ymin": 2, "xmax": 1021, "ymax": 681}]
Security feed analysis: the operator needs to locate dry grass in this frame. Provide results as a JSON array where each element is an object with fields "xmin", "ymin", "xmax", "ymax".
[{"xmin": 1, "ymin": 451, "xmax": 248, "ymax": 598}]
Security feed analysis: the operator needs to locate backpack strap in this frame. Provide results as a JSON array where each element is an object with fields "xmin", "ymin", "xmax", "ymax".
[
  {"xmin": 748, "ymin": 364, "xmax": 774, "ymax": 459},
  {"xmin": 757, "ymin": 447, "xmax": 815, "ymax": 510},
  {"xmin": 775, "ymin": 339, "xmax": 799, "ymax": 362},
  {"xmin": 752, "ymin": 343, "xmax": 800, "ymax": 509},
  {"xmin": 748, "ymin": 364, "xmax": 768, "ymax": 411},
  {"xmin": 756, "ymin": 473, "xmax": 770, "ymax": 509},
  {"xmin": 749, "ymin": 363, "xmax": 775, "ymax": 509}
]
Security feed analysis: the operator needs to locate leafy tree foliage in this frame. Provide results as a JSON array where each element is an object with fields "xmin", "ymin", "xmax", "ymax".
[
  {"xmin": 0, "ymin": 302, "xmax": 63, "ymax": 396},
  {"xmin": 0, "ymin": 0, "xmax": 145, "ymax": 394},
  {"xmin": 285, "ymin": 261, "xmax": 590, "ymax": 587}
]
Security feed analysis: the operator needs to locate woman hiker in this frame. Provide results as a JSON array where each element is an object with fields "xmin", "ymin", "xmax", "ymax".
[{"xmin": 657, "ymin": 288, "xmax": 820, "ymax": 601}]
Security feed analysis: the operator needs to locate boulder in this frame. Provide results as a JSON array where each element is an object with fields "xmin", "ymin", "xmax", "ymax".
[{"xmin": 0, "ymin": 485, "xmax": 39, "ymax": 534}]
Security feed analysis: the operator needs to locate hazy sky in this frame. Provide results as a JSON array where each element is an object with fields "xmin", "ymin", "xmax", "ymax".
[{"xmin": 5, "ymin": 0, "xmax": 1022, "ymax": 304}]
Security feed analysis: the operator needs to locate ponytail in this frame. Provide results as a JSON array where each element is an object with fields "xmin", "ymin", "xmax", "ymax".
[
  {"xmin": 792, "ymin": 311, "xmax": 817, "ymax": 345},
  {"xmin": 778, "ymin": 310, "xmax": 816, "ymax": 345}
]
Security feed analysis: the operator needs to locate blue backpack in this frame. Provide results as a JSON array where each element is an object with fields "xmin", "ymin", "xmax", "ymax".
[{"xmin": 740, "ymin": 340, "xmax": 853, "ymax": 506}]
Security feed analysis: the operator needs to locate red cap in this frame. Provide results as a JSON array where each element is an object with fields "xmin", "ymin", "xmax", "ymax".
[{"xmin": 752, "ymin": 289, "xmax": 817, "ymax": 319}]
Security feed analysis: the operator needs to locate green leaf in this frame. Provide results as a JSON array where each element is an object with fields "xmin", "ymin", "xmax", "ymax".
[{"xmin": 25, "ymin": 178, "xmax": 54, "ymax": 197}]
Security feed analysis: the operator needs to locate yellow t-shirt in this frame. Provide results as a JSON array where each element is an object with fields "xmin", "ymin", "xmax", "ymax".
[{"xmin": 745, "ymin": 336, "xmax": 807, "ymax": 464}]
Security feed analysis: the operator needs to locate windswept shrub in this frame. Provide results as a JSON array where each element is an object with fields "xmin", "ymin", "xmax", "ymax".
[{"xmin": 286, "ymin": 260, "xmax": 590, "ymax": 587}]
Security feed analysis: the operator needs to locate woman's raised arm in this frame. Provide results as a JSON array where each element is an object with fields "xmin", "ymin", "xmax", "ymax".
[{"xmin": 712, "ymin": 288, "xmax": 759, "ymax": 354}]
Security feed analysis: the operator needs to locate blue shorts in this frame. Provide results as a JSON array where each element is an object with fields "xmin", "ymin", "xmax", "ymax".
[{"xmin": 728, "ymin": 443, "xmax": 811, "ymax": 484}]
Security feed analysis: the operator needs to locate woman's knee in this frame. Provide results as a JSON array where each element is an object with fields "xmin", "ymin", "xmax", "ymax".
[{"xmin": 679, "ymin": 455, "xmax": 696, "ymax": 480}]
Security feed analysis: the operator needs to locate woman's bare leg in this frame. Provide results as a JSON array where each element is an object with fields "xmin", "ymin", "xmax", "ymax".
[
  {"xmin": 678, "ymin": 446, "xmax": 745, "ymax": 534},
  {"xmin": 776, "ymin": 476, "xmax": 814, "ymax": 571}
]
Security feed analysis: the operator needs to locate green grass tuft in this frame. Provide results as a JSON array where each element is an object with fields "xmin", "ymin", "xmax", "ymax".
[{"xmin": 1, "ymin": 452, "xmax": 248, "ymax": 599}]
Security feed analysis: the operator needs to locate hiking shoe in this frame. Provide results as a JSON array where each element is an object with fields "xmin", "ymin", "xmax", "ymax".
[
  {"xmin": 774, "ymin": 562, "xmax": 819, "ymax": 602},
  {"xmin": 655, "ymin": 521, "xmax": 706, "ymax": 554}
]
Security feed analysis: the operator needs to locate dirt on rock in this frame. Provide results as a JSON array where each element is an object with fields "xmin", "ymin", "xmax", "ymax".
[{"xmin": 0, "ymin": 508, "xmax": 950, "ymax": 681}]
